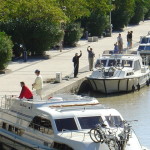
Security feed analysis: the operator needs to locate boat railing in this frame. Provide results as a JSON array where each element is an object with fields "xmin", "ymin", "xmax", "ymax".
[
  {"xmin": 61, "ymin": 129, "xmax": 89, "ymax": 141},
  {"xmin": 0, "ymin": 95, "xmax": 17, "ymax": 110}
]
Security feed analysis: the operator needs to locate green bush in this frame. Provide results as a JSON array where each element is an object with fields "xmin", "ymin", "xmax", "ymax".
[
  {"xmin": 0, "ymin": 20, "xmax": 64, "ymax": 55},
  {"xmin": 0, "ymin": 32, "xmax": 13, "ymax": 70},
  {"xmin": 64, "ymin": 23, "xmax": 83, "ymax": 47},
  {"xmin": 87, "ymin": 12, "xmax": 108, "ymax": 36}
]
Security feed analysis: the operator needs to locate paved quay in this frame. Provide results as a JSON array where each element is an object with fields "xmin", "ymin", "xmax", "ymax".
[{"xmin": 0, "ymin": 20, "xmax": 150, "ymax": 98}]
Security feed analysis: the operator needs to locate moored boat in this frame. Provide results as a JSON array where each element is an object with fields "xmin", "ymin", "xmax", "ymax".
[
  {"xmin": 0, "ymin": 94, "xmax": 148, "ymax": 150},
  {"xmin": 87, "ymin": 53, "xmax": 150, "ymax": 94}
]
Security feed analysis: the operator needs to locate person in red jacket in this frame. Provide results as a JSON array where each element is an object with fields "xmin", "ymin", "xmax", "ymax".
[{"xmin": 19, "ymin": 82, "xmax": 33, "ymax": 100}]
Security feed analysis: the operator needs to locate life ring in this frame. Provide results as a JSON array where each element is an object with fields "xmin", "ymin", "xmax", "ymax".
[{"xmin": 137, "ymin": 84, "xmax": 140, "ymax": 91}]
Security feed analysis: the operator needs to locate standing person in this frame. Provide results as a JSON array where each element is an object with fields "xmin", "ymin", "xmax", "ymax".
[
  {"xmin": 87, "ymin": 46, "xmax": 95, "ymax": 71},
  {"xmin": 32, "ymin": 69, "xmax": 43, "ymax": 100},
  {"xmin": 72, "ymin": 51, "xmax": 82, "ymax": 78},
  {"xmin": 19, "ymin": 82, "xmax": 33, "ymax": 100},
  {"xmin": 117, "ymin": 33, "xmax": 123, "ymax": 53},
  {"xmin": 127, "ymin": 31, "xmax": 130, "ymax": 49},
  {"xmin": 128, "ymin": 31, "xmax": 133, "ymax": 48}
]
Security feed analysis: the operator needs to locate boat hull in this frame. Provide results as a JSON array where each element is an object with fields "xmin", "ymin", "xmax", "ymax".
[{"xmin": 87, "ymin": 75, "xmax": 149, "ymax": 94}]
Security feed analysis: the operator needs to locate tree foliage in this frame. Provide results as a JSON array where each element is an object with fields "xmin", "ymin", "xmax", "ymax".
[
  {"xmin": 57, "ymin": 0, "xmax": 89, "ymax": 22},
  {"xmin": 144, "ymin": 0, "xmax": 150, "ymax": 19},
  {"xmin": 64, "ymin": 23, "xmax": 83, "ymax": 46},
  {"xmin": 130, "ymin": 0, "xmax": 146, "ymax": 24},
  {"xmin": 81, "ymin": 0, "xmax": 110, "ymax": 36},
  {"xmin": 0, "ymin": 0, "xmax": 65, "ymax": 55},
  {"xmin": 112, "ymin": 0, "xmax": 135, "ymax": 30},
  {"xmin": 0, "ymin": 32, "xmax": 13, "ymax": 70}
]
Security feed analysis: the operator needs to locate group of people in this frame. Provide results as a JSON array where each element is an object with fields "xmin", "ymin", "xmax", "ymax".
[
  {"xmin": 113, "ymin": 31, "xmax": 133, "ymax": 54},
  {"xmin": 19, "ymin": 69, "xmax": 43, "ymax": 100},
  {"xmin": 72, "ymin": 46, "xmax": 95, "ymax": 78},
  {"xmin": 19, "ymin": 46, "xmax": 95, "ymax": 100}
]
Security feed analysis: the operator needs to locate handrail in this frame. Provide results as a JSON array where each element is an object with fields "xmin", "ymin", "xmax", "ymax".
[{"xmin": 61, "ymin": 129, "xmax": 89, "ymax": 141}]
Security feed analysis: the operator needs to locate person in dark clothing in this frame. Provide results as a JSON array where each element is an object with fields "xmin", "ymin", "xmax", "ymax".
[
  {"xmin": 128, "ymin": 31, "xmax": 133, "ymax": 48},
  {"xmin": 19, "ymin": 82, "xmax": 33, "ymax": 100},
  {"xmin": 127, "ymin": 31, "xmax": 130, "ymax": 49},
  {"xmin": 72, "ymin": 51, "xmax": 82, "ymax": 78}
]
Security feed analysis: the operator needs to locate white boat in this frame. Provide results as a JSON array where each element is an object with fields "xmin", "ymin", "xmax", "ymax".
[
  {"xmin": 0, "ymin": 95, "xmax": 148, "ymax": 150},
  {"xmin": 87, "ymin": 53, "xmax": 150, "ymax": 94}
]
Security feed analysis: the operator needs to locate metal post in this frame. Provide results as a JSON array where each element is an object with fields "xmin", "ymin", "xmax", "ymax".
[{"xmin": 23, "ymin": 49, "xmax": 27, "ymax": 62}]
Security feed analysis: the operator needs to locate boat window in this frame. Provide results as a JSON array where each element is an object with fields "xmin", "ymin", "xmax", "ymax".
[
  {"xmin": 108, "ymin": 59, "xmax": 120, "ymax": 67},
  {"xmin": 95, "ymin": 59, "xmax": 107, "ymax": 68},
  {"xmin": 105, "ymin": 116, "xmax": 123, "ymax": 127},
  {"xmin": 122, "ymin": 60, "xmax": 132, "ymax": 67},
  {"xmin": 141, "ymin": 37, "xmax": 149, "ymax": 44},
  {"xmin": 145, "ymin": 46, "xmax": 150, "ymax": 50},
  {"xmin": 138, "ymin": 46, "xmax": 145, "ymax": 51},
  {"xmin": 55, "ymin": 118, "xmax": 78, "ymax": 132},
  {"xmin": 134, "ymin": 60, "xmax": 141, "ymax": 71},
  {"xmin": 78, "ymin": 116, "xmax": 103, "ymax": 129},
  {"xmin": 29, "ymin": 116, "xmax": 53, "ymax": 135}
]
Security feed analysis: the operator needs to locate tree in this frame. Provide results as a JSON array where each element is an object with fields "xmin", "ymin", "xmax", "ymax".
[
  {"xmin": 64, "ymin": 23, "xmax": 83, "ymax": 46},
  {"xmin": 130, "ymin": 0, "xmax": 146, "ymax": 24},
  {"xmin": 144, "ymin": 0, "xmax": 150, "ymax": 20},
  {"xmin": 57, "ymin": 0, "xmax": 90, "ymax": 22},
  {"xmin": 0, "ymin": 32, "xmax": 13, "ymax": 70},
  {"xmin": 81, "ymin": 0, "xmax": 110, "ymax": 36},
  {"xmin": 0, "ymin": 0, "xmax": 66, "ymax": 55},
  {"xmin": 111, "ymin": 0, "xmax": 135, "ymax": 30}
]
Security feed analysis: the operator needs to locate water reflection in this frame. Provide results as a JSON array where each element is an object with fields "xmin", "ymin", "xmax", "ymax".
[{"xmin": 92, "ymin": 86, "xmax": 150, "ymax": 149}]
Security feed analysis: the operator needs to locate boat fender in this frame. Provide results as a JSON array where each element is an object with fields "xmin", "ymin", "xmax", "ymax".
[
  {"xmin": 146, "ymin": 80, "xmax": 149, "ymax": 86},
  {"xmin": 132, "ymin": 85, "xmax": 135, "ymax": 92},
  {"xmin": 137, "ymin": 84, "xmax": 140, "ymax": 91}
]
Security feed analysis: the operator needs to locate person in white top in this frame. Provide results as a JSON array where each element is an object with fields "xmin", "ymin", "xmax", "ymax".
[
  {"xmin": 117, "ymin": 33, "xmax": 123, "ymax": 53},
  {"xmin": 32, "ymin": 69, "xmax": 43, "ymax": 100}
]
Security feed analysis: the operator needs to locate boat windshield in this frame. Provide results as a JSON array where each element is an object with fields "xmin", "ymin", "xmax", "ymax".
[
  {"xmin": 78, "ymin": 116, "xmax": 103, "ymax": 129},
  {"xmin": 108, "ymin": 59, "xmax": 120, "ymax": 67},
  {"xmin": 122, "ymin": 60, "xmax": 132, "ymax": 67},
  {"xmin": 105, "ymin": 116, "xmax": 123, "ymax": 127},
  {"xmin": 55, "ymin": 118, "xmax": 78, "ymax": 132},
  {"xmin": 95, "ymin": 59, "xmax": 107, "ymax": 68}
]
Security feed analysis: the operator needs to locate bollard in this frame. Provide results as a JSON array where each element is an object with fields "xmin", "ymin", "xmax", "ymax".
[{"xmin": 23, "ymin": 50, "xmax": 27, "ymax": 62}]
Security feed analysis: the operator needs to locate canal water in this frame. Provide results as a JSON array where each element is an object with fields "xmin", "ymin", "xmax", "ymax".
[{"xmin": 93, "ymin": 86, "xmax": 150, "ymax": 149}]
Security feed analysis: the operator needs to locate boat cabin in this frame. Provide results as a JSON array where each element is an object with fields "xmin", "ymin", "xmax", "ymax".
[{"xmin": 95, "ymin": 54, "xmax": 142, "ymax": 72}]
